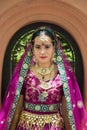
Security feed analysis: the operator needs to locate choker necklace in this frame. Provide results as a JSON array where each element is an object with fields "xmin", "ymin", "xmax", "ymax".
[{"xmin": 36, "ymin": 63, "xmax": 54, "ymax": 76}]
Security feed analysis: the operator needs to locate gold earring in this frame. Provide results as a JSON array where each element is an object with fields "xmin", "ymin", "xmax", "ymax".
[
  {"xmin": 33, "ymin": 55, "xmax": 38, "ymax": 63},
  {"xmin": 52, "ymin": 53, "xmax": 56, "ymax": 62}
]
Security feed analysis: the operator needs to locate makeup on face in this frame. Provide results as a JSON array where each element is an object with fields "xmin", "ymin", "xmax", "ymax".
[
  {"xmin": 33, "ymin": 34, "xmax": 55, "ymax": 68},
  {"xmin": 35, "ymin": 43, "xmax": 52, "ymax": 50}
]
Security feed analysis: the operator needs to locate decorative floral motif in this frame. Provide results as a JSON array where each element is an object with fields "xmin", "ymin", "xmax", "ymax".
[
  {"xmin": 24, "ymin": 102, "xmax": 59, "ymax": 112},
  {"xmin": 38, "ymin": 91, "xmax": 48, "ymax": 102},
  {"xmin": 22, "ymin": 70, "xmax": 63, "ymax": 104},
  {"xmin": 77, "ymin": 101, "xmax": 83, "ymax": 108}
]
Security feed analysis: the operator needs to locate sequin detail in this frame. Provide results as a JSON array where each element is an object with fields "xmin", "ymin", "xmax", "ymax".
[{"xmin": 17, "ymin": 111, "xmax": 64, "ymax": 130}]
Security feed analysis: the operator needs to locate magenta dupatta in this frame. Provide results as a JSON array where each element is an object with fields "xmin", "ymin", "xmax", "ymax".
[{"xmin": 0, "ymin": 43, "xmax": 32, "ymax": 129}]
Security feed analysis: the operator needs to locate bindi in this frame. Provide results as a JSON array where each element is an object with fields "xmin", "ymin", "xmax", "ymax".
[{"xmin": 42, "ymin": 43, "xmax": 45, "ymax": 46}]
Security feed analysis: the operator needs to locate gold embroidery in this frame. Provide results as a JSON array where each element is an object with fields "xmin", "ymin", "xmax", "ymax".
[{"xmin": 18, "ymin": 111, "xmax": 64, "ymax": 130}]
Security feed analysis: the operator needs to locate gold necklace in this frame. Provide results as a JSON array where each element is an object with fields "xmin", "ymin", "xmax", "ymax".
[
  {"xmin": 35, "ymin": 64, "xmax": 55, "ymax": 100},
  {"xmin": 38, "ymin": 71, "xmax": 55, "ymax": 99},
  {"xmin": 36, "ymin": 63, "xmax": 54, "ymax": 76},
  {"xmin": 35, "ymin": 64, "xmax": 55, "ymax": 90}
]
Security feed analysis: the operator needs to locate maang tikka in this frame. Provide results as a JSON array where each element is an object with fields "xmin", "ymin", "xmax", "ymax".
[{"xmin": 39, "ymin": 31, "xmax": 49, "ymax": 42}]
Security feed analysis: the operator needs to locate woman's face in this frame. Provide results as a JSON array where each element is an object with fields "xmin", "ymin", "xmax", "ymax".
[{"xmin": 33, "ymin": 33, "xmax": 55, "ymax": 67}]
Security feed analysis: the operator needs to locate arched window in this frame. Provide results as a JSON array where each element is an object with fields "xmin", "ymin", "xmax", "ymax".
[{"xmin": 2, "ymin": 22, "xmax": 84, "ymax": 101}]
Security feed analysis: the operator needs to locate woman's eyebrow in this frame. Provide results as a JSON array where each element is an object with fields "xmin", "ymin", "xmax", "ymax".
[{"xmin": 42, "ymin": 43, "xmax": 51, "ymax": 46}]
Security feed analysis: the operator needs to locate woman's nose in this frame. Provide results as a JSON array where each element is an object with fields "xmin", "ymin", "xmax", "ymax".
[{"xmin": 41, "ymin": 49, "xmax": 45, "ymax": 54}]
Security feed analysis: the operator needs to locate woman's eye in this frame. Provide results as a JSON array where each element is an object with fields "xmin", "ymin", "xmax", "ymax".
[
  {"xmin": 35, "ymin": 45, "xmax": 41, "ymax": 49},
  {"xmin": 45, "ymin": 45, "xmax": 50, "ymax": 49}
]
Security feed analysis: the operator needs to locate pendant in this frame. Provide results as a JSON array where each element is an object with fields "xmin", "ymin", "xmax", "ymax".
[
  {"xmin": 42, "ymin": 91, "xmax": 48, "ymax": 97},
  {"xmin": 36, "ymin": 64, "xmax": 54, "ymax": 76},
  {"xmin": 40, "ymin": 82, "xmax": 50, "ymax": 90},
  {"xmin": 41, "ymin": 69, "xmax": 47, "ymax": 75}
]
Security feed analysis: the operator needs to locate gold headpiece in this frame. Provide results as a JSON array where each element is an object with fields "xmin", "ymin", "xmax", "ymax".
[
  {"xmin": 39, "ymin": 31, "xmax": 49, "ymax": 42},
  {"xmin": 31, "ymin": 26, "xmax": 56, "ymax": 43}
]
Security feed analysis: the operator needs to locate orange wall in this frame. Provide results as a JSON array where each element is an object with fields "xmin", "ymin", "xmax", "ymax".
[{"xmin": 0, "ymin": 0, "xmax": 87, "ymax": 108}]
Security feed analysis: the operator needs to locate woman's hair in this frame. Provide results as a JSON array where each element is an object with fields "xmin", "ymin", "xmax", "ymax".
[{"xmin": 31, "ymin": 26, "xmax": 56, "ymax": 46}]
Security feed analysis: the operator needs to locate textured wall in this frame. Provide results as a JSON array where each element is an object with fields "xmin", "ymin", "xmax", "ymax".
[{"xmin": 0, "ymin": 0, "xmax": 87, "ymax": 107}]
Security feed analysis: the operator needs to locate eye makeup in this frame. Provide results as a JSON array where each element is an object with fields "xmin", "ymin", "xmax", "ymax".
[{"xmin": 35, "ymin": 43, "xmax": 52, "ymax": 50}]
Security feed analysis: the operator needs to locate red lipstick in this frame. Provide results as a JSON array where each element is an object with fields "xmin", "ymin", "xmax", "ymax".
[{"xmin": 40, "ymin": 56, "xmax": 47, "ymax": 58}]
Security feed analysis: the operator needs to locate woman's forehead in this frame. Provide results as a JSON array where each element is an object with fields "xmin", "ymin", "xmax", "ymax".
[{"xmin": 34, "ymin": 35, "xmax": 52, "ymax": 44}]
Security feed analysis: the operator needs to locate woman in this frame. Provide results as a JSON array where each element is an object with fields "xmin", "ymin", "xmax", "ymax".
[{"xmin": 0, "ymin": 26, "xmax": 87, "ymax": 130}]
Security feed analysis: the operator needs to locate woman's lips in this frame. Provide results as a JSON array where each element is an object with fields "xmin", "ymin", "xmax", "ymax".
[{"xmin": 40, "ymin": 56, "xmax": 47, "ymax": 58}]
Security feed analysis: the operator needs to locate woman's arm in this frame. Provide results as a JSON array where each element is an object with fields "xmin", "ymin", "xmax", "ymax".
[
  {"xmin": 9, "ymin": 95, "xmax": 23, "ymax": 130},
  {"xmin": 62, "ymin": 96, "xmax": 71, "ymax": 130}
]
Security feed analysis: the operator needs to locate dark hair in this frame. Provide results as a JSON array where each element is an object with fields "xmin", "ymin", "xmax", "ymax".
[{"xmin": 31, "ymin": 26, "xmax": 56, "ymax": 46}]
